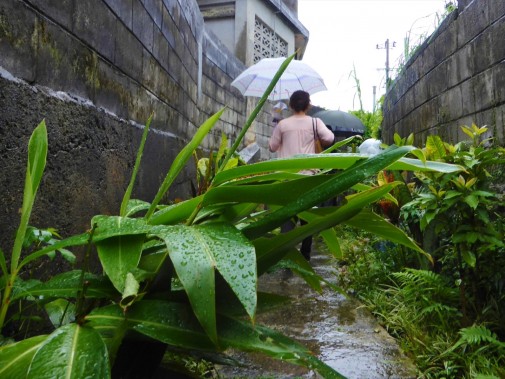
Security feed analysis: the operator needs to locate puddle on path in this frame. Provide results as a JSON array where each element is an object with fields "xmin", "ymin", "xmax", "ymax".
[{"xmin": 216, "ymin": 252, "xmax": 417, "ymax": 379}]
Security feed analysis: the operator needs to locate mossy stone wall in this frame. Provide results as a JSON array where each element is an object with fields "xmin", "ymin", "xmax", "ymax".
[
  {"xmin": 382, "ymin": 0, "xmax": 505, "ymax": 145},
  {"xmin": 0, "ymin": 0, "xmax": 269, "ymax": 253}
]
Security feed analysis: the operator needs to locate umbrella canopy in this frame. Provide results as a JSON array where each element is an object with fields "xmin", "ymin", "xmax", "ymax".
[
  {"xmin": 313, "ymin": 110, "xmax": 365, "ymax": 135},
  {"xmin": 231, "ymin": 57, "xmax": 327, "ymax": 101}
]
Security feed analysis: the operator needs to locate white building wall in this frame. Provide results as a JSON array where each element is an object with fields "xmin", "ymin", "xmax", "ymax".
[{"xmin": 243, "ymin": 0, "xmax": 295, "ymax": 65}]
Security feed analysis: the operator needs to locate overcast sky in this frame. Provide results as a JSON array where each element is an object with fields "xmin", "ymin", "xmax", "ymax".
[{"xmin": 297, "ymin": 0, "xmax": 451, "ymax": 112}]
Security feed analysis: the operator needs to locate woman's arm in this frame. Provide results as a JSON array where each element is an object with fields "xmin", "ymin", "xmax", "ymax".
[
  {"xmin": 269, "ymin": 124, "xmax": 282, "ymax": 152},
  {"xmin": 315, "ymin": 118, "xmax": 335, "ymax": 147}
]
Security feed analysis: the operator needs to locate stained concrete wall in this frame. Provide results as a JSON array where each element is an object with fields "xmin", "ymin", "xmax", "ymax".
[
  {"xmin": 0, "ymin": 0, "xmax": 272, "ymax": 253},
  {"xmin": 382, "ymin": 0, "xmax": 505, "ymax": 145}
]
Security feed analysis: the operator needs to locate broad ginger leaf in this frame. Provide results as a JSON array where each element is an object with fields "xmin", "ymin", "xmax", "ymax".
[
  {"xmin": 254, "ymin": 184, "xmax": 398, "ymax": 274},
  {"xmin": 0, "ymin": 335, "xmax": 47, "ymax": 379},
  {"xmin": 96, "ymin": 235, "xmax": 144, "ymax": 294},
  {"xmin": 12, "ymin": 270, "xmax": 117, "ymax": 300},
  {"xmin": 244, "ymin": 146, "xmax": 417, "ymax": 240},
  {"xmin": 45, "ymin": 299, "xmax": 75, "ymax": 327},
  {"xmin": 152, "ymin": 223, "xmax": 256, "ymax": 344},
  {"xmin": 203, "ymin": 174, "xmax": 335, "ymax": 206},
  {"xmin": 85, "ymin": 302, "xmax": 214, "ymax": 351},
  {"xmin": 86, "ymin": 301, "xmax": 345, "ymax": 378},
  {"xmin": 92, "ymin": 215, "xmax": 151, "ymax": 242},
  {"xmin": 27, "ymin": 324, "xmax": 110, "ymax": 379},
  {"xmin": 345, "ymin": 209, "xmax": 432, "ymax": 263}
]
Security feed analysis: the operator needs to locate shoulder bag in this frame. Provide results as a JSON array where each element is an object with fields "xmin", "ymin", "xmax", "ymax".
[{"xmin": 312, "ymin": 117, "xmax": 323, "ymax": 153}]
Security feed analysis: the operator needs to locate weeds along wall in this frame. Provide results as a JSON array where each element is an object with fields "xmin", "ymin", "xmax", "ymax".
[
  {"xmin": 382, "ymin": 0, "xmax": 505, "ymax": 145},
  {"xmin": 0, "ymin": 0, "xmax": 271, "ymax": 252}
]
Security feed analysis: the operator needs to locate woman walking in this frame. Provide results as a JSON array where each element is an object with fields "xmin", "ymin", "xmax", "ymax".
[{"xmin": 268, "ymin": 90, "xmax": 334, "ymax": 260}]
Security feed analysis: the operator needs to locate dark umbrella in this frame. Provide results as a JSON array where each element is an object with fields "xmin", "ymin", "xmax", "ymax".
[{"xmin": 313, "ymin": 110, "xmax": 365, "ymax": 137}]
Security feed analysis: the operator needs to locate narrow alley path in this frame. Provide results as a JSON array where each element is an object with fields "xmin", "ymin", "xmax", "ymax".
[{"xmin": 216, "ymin": 250, "xmax": 417, "ymax": 379}]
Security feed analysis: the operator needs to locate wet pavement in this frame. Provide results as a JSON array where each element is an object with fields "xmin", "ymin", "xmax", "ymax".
[{"xmin": 216, "ymin": 251, "xmax": 417, "ymax": 379}]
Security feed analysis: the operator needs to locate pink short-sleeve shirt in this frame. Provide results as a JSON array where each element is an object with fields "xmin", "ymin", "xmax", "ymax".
[{"xmin": 269, "ymin": 115, "xmax": 334, "ymax": 158}]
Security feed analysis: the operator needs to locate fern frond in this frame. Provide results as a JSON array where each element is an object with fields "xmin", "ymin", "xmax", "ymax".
[{"xmin": 458, "ymin": 326, "xmax": 504, "ymax": 348}]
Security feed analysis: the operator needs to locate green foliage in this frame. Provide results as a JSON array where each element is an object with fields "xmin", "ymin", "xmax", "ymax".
[
  {"xmin": 401, "ymin": 124, "xmax": 505, "ymax": 327},
  {"xmin": 0, "ymin": 54, "xmax": 463, "ymax": 377},
  {"xmin": 349, "ymin": 106, "xmax": 383, "ymax": 140},
  {"xmin": 342, "ymin": 124, "xmax": 505, "ymax": 378}
]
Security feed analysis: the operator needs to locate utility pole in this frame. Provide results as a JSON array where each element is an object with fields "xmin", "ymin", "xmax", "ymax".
[{"xmin": 376, "ymin": 39, "xmax": 396, "ymax": 91}]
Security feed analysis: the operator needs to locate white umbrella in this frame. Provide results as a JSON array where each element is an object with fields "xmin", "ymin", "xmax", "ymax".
[{"xmin": 231, "ymin": 57, "xmax": 327, "ymax": 101}]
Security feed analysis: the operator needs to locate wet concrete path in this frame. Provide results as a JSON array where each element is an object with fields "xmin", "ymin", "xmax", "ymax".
[{"xmin": 216, "ymin": 251, "xmax": 417, "ymax": 378}]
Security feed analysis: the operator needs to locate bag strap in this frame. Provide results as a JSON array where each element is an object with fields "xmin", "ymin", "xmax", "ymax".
[{"xmin": 312, "ymin": 117, "xmax": 320, "ymax": 140}]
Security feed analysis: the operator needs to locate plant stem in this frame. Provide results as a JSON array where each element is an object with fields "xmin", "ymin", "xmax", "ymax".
[{"xmin": 0, "ymin": 272, "xmax": 16, "ymax": 331}]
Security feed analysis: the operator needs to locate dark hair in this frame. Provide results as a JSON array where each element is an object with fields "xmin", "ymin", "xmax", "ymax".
[{"xmin": 289, "ymin": 90, "xmax": 311, "ymax": 112}]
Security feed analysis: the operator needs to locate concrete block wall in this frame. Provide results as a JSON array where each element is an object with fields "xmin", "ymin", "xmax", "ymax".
[
  {"xmin": 382, "ymin": 0, "xmax": 505, "ymax": 146},
  {"xmin": 0, "ymin": 0, "xmax": 271, "ymax": 251}
]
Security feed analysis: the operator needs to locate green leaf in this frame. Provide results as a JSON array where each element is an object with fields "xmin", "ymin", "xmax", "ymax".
[
  {"xmin": 387, "ymin": 157, "xmax": 464, "ymax": 173},
  {"xmin": 299, "ymin": 211, "xmax": 342, "ymax": 259},
  {"xmin": 120, "ymin": 273, "xmax": 140, "ymax": 309},
  {"xmin": 279, "ymin": 250, "xmax": 324, "ymax": 293},
  {"xmin": 426, "ymin": 135, "xmax": 447, "ymax": 160},
  {"xmin": 11, "ymin": 120, "xmax": 48, "ymax": 272},
  {"xmin": 96, "ymin": 234, "xmax": 145, "ymax": 294},
  {"xmin": 464, "ymin": 194, "xmax": 479, "ymax": 209},
  {"xmin": 18, "ymin": 233, "xmax": 90, "ymax": 271},
  {"xmin": 216, "ymin": 316, "xmax": 346, "ymax": 378},
  {"xmin": 198, "ymin": 157, "xmax": 210, "ymax": 177},
  {"xmin": 345, "ymin": 209, "xmax": 432, "ymax": 262},
  {"xmin": 213, "ymin": 154, "xmax": 366, "ymax": 186},
  {"xmin": 0, "ymin": 248, "xmax": 7, "ymax": 277},
  {"xmin": 12, "ymin": 270, "xmax": 117, "ymax": 300},
  {"xmin": 152, "ymin": 223, "xmax": 257, "ymax": 344},
  {"xmin": 409, "ymin": 149, "xmax": 426, "ymax": 162},
  {"xmin": 0, "ymin": 335, "xmax": 48, "ymax": 379},
  {"xmin": 444, "ymin": 190, "xmax": 461, "ymax": 200},
  {"xmin": 146, "ymin": 108, "xmax": 226, "ymax": 219},
  {"xmin": 138, "ymin": 250, "xmax": 169, "ymax": 273},
  {"xmin": 244, "ymin": 146, "xmax": 416, "ymax": 239},
  {"xmin": 27, "ymin": 323, "xmax": 110, "ymax": 379},
  {"xmin": 84, "ymin": 305, "xmax": 128, "ymax": 360},
  {"xmin": 406, "ymin": 133, "xmax": 415, "ymax": 145},
  {"xmin": 149, "ymin": 196, "xmax": 203, "ymax": 225},
  {"xmin": 213, "ymin": 153, "xmax": 463, "ymax": 187},
  {"xmin": 45, "ymin": 299, "xmax": 75, "ymax": 327},
  {"xmin": 215, "ymin": 132, "xmax": 228, "ymax": 173},
  {"xmin": 85, "ymin": 302, "xmax": 215, "ymax": 351},
  {"xmin": 461, "ymin": 250, "xmax": 476, "ymax": 268},
  {"xmin": 11, "ymin": 278, "xmax": 41, "ymax": 300},
  {"xmin": 324, "ymin": 135, "xmax": 361, "ymax": 153},
  {"xmin": 203, "ymin": 174, "xmax": 336, "ymax": 206},
  {"xmin": 92, "ymin": 215, "xmax": 151, "ymax": 242},
  {"xmin": 57, "ymin": 248, "xmax": 76, "ymax": 264},
  {"xmin": 120, "ymin": 113, "xmax": 152, "ymax": 217},
  {"xmin": 254, "ymin": 184, "xmax": 397, "ymax": 274},
  {"xmin": 87, "ymin": 301, "xmax": 345, "ymax": 378},
  {"xmin": 213, "ymin": 203, "xmax": 261, "ymax": 225},
  {"xmin": 223, "ymin": 171, "xmax": 306, "ymax": 186},
  {"xmin": 124, "ymin": 199, "xmax": 151, "ymax": 217}
]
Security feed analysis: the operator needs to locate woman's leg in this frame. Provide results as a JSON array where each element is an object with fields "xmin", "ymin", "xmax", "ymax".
[{"xmin": 300, "ymin": 219, "xmax": 312, "ymax": 261}]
